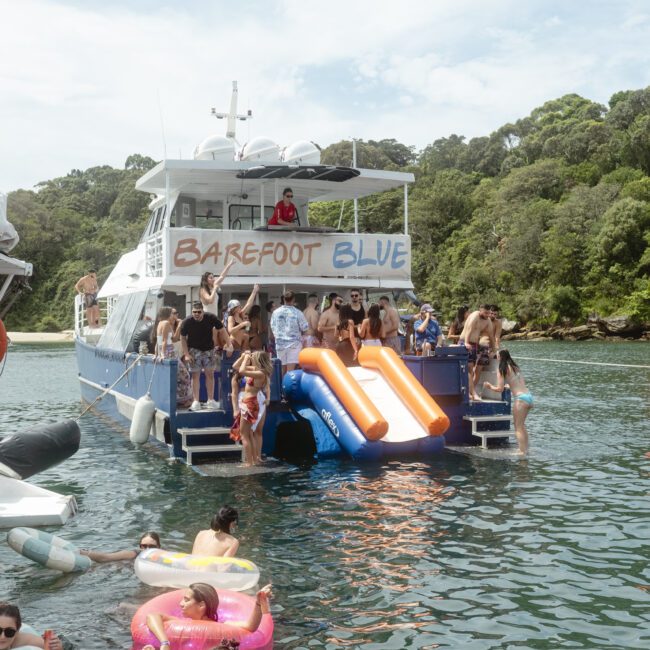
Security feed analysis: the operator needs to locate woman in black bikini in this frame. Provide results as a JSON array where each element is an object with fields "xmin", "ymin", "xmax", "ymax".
[{"xmin": 335, "ymin": 304, "xmax": 359, "ymax": 367}]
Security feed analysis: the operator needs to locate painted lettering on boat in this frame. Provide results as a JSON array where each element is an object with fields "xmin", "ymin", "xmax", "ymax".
[
  {"xmin": 174, "ymin": 238, "xmax": 322, "ymax": 268},
  {"xmin": 332, "ymin": 240, "xmax": 408, "ymax": 269},
  {"xmin": 169, "ymin": 231, "xmax": 411, "ymax": 279},
  {"xmin": 321, "ymin": 409, "xmax": 340, "ymax": 438}
]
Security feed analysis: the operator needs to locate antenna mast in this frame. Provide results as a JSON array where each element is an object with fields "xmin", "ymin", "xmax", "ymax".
[{"xmin": 211, "ymin": 81, "xmax": 252, "ymax": 145}]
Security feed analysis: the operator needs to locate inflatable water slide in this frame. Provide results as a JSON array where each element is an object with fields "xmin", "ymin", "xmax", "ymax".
[{"xmin": 283, "ymin": 347, "xmax": 450, "ymax": 460}]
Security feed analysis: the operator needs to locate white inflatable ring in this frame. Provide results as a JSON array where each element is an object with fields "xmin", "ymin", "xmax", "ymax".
[
  {"xmin": 7, "ymin": 527, "xmax": 91, "ymax": 573},
  {"xmin": 135, "ymin": 548, "xmax": 260, "ymax": 591}
]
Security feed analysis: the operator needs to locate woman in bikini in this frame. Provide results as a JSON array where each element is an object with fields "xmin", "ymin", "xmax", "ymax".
[
  {"xmin": 142, "ymin": 582, "xmax": 272, "ymax": 650},
  {"xmin": 447, "ymin": 305, "xmax": 469, "ymax": 343},
  {"xmin": 483, "ymin": 349, "xmax": 533, "ymax": 455},
  {"xmin": 359, "ymin": 304, "xmax": 385, "ymax": 347},
  {"xmin": 152, "ymin": 307, "xmax": 193, "ymax": 408},
  {"xmin": 227, "ymin": 285, "xmax": 260, "ymax": 351},
  {"xmin": 230, "ymin": 351, "xmax": 272, "ymax": 466},
  {"xmin": 335, "ymin": 304, "xmax": 359, "ymax": 367}
]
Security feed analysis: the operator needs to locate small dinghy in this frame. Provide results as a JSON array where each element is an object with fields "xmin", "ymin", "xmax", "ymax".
[{"xmin": 0, "ymin": 420, "xmax": 81, "ymax": 527}]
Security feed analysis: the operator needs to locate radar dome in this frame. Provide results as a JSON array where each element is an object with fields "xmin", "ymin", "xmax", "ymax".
[
  {"xmin": 240, "ymin": 137, "xmax": 281, "ymax": 163},
  {"xmin": 281, "ymin": 140, "xmax": 321, "ymax": 165},
  {"xmin": 194, "ymin": 135, "xmax": 236, "ymax": 161}
]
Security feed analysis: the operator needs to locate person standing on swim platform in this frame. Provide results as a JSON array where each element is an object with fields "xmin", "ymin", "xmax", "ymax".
[
  {"xmin": 483, "ymin": 349, "xmax": 533, "ymax": 455},
  {"xmin": 268, "ymin": 187, "xmax": 297, "ymax": 226},
  {"xmin": 75, "ymin": 269, "xmax": 100, "ymax": 327}
]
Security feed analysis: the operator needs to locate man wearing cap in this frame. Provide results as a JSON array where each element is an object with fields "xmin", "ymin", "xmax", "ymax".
[
  {"xmin": 181, "ymin": 301, "xmax": 231, "ymax": 411},
  {"xmin": 413, "ymin": 304, "xmax": 444, "ymax": 356}
]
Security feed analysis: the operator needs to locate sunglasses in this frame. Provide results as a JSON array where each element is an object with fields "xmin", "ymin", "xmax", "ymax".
[
  {"xmin": 192, "ymin": 310, "xmax": 203, "ymax": 314},
  {"xmin": 0, "ymin": 628, "xmax": 17, "ymax": 638},
  {"xmin": 350, "ymin": 294, "xmax": 360, "ymax": 298},
  {"xmin": 140, "ymin": 543, "xmax": 159, "ymax": 549},
  {"xmin": 284, "ymin": 194, "xmax": 293, "ymax": 198}
]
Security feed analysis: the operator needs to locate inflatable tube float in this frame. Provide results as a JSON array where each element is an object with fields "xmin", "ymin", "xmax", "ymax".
[
  {"xmin": 135, "ymin": 549, "xmax": 259, "ymax": 591},
  {"xmin": 7, "ymin": 527, "xmax": 90, "ymax": 573},
  {"xmin": 131, "ymin": 588, "xmax": 273, "ymax": 650}
]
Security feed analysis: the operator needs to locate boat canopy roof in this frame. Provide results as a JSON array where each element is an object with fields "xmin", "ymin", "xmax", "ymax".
[
  {"xmin": 136, "ymin": 160, "xmax": 414, "ymax": 203},
  {"xmin": 0, "ymin": 252, "xmax": 32, "ymax": 277}
]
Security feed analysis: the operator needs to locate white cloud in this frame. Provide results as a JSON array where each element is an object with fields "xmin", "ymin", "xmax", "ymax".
[{"xmin": 0, "ymin": 0, "xmax": 649, "ymax": 191}]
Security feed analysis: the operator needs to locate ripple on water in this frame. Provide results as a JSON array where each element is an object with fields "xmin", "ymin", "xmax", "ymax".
[{"xmin": 0, "ymin": 343, "xmax": 649, "ymax": 648}]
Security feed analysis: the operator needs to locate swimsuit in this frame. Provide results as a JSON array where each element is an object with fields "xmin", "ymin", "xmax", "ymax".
[
  {"xmin": 513, "ymin": 392, "xmax": 534, "ymax": 406},
  {"xmin": 84, "ymin": 292, "xmax": 98, "ymax": 308},
  {"xmin": 362, "ymin": 339, "xmax": 382, "ymax": 346}
]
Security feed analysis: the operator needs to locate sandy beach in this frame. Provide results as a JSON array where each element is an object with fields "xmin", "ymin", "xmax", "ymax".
[{"xmin": 7, "ymin": 330, "xmax": 74, "ymax": 343}]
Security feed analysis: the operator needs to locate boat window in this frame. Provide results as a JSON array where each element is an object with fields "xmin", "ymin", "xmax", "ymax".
[
  {"xmin": 97, "ymin": 290, "xmax": 148, "ymax": 353},
  {"xmin": 229, "ymin": 204, "xmax": 274, "ymax": 230}
]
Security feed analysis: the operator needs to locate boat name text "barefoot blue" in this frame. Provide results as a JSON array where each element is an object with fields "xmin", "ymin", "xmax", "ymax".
[{"xmin": 333, "ymin": 240, "xmax": 408, "ymax": 269}]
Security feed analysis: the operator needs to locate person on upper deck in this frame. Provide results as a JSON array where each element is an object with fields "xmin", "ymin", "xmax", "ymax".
[{"xmin": 267, "ymin": 187, "xmax": 297, "ymax": 226}]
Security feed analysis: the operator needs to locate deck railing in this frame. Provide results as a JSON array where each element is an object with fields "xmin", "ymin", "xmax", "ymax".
[
  {"xmin": 145, "ymin": 231, "xmax": 164, "ymax": 277},
  {"xmin": 74, "ymin": 294, "xmax": 111, "ymax": 335}
]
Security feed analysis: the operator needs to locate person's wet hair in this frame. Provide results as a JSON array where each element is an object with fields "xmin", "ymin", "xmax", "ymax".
[
  {"xmin": 139, "ymin": 531, "xmax": 161, "ymax": 548},
  {"xmin": 0, "ymin": 602, "xmax": 21, "ymax": 630},
  {"xmin": 498, "ymin": 349, "xmax": 519, "ymax": 378},
  {"xmin": 189, "ymin": 582, "xmax": 219, "ymax": 621},
  {"xmin": 211, "ymin": 506, "xmax": 239, "ymax": 534}
]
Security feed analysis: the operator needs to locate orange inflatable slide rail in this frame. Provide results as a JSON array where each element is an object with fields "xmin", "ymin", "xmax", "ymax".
[
  {"xmin": 298, "ymin": 348, "xmax": 389, "ymax": 440},
  {"xmin": 358, "ymin": 346, "xmax": 450, "ymax": 436}
]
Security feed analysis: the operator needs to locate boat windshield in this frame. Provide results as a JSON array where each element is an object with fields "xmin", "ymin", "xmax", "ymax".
[{"xmin": 97, "ymin": 291, "xmax": 148, "ymax": 353}]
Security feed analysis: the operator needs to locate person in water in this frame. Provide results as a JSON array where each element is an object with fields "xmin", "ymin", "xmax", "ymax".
[
  {"xmin": 483, "ymin": 349, "xmax": 533, "ymax": 455},
  {"xmin": 80, "ymin": 531, "xmax": 161, "ymax": 562},
  {"xmin": 142, "ymin": 582, "xmax": 272, "ymax": 649},
  {"xmin": 0, "ymin": 602, "xmax": 63, "ymax": 649},
  {"xmin": 192, "ymin": 506, "xmax": 240, "ymax": 557}
]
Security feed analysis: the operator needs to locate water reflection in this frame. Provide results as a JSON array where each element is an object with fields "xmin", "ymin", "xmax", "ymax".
[{"xmin": 0, "ymin": 343, "xmax": 649, "ymax": 648}]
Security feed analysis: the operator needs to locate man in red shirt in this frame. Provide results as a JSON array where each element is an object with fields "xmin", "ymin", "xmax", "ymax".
[{"xmin": 268, "ymin": 187, "xmax": 298, "ymax": 226}]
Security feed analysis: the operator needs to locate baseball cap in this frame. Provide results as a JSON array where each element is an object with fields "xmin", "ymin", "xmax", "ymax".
[
  {"xmin": 227, "ymin": 299, "xmax": 241, "ymax": 310},
  {"xmin": 420, "ymin": 303, "xmax": 435, "ymax": 313}
]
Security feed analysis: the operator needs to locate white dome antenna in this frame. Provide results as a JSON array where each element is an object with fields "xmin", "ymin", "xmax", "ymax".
[{"xmin": 211, "ymin": 81, "xmax": 252, "ymax": 145}]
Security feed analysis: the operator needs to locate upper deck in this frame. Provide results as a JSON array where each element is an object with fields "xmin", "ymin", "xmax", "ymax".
[{"xmin": 98, "ymin": 157, "xmax": 414, "ymax": 298}]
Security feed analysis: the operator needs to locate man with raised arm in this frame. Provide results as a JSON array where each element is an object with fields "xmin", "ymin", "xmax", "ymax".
[
  {"xmin": 318, "ymin": 293, "xmax": 342, "ymax": 350},
  {"xmin": 459, "ymin": 304, "xmax": 496, "ymax": 401},
  {"xmin": 379, "ymin": 295, "xmax": 401, "ymax": 354}
]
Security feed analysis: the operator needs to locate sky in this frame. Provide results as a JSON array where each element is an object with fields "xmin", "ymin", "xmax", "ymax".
[{"xmin": 1, "ymin": 0, "xmax": 650, "ymax": 191}]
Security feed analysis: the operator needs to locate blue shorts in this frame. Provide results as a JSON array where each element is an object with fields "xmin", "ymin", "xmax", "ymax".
[{"xmin": 513, "ymin": 393, "xmax": 534, "ymax": 406}]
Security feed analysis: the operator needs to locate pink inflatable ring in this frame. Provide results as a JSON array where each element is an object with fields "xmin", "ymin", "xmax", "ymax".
[{"xmin": 131, "ymin": 588, "xmax": 273, "ymax": 650}]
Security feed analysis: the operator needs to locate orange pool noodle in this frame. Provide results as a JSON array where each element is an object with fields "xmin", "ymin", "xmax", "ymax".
[
  {"xmin": 298, "ymin": 348, "xmax": 388, "ymax": 440},
  {"xmin": 358, "ymin": 346, "xmax": 450, "ymax": 436}
]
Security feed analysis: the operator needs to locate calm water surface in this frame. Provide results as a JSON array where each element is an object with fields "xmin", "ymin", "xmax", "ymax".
[{"xmin": 0, "ymin": 342, "xmax": 649, "ymax": 649}]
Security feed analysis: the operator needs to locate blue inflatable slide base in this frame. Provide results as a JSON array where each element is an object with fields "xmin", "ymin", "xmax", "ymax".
[{"xmin": 283, "ymin": 370, "xmax": 445, "ymax": 461}]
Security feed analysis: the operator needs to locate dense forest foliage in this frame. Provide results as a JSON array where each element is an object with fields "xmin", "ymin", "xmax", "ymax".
[{"xmin": 5, "ymin": 89, "xmax": 650, "ymax": 331}]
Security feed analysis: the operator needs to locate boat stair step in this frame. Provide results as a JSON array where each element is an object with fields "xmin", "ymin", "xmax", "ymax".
[
  {"xmin": 463, "ymin": 415, "xmax": 514, "ymax": 449},
  {"xmin": 179, "ymin": 427, "xmax": 231, "ymax": 439},
  {"xmin": 181, "ymin": 443, "xmax": 242, "ymax": 466}
]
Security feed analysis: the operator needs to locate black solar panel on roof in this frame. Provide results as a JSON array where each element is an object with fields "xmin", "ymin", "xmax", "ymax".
[{"xmin": 236, "ymin": 165, "xmax": 360, "ymax": 182}]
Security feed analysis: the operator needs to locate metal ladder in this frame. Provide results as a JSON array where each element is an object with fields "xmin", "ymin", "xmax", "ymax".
[{"xmin": 463, "ymin": 414, "xmax": 514, "ymax": 449}]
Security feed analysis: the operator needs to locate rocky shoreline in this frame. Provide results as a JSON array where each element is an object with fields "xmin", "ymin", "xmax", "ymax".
[{"xmin": 500, "ymin": 316, "xmax": 650, "ymax": 342}]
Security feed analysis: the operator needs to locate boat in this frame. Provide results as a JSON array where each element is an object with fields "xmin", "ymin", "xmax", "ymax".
[
  {"xmin": 74, "ymin": 82, "xmax": 513, "ymax": 467},
  {"xmin": 0, "ymin": 192, "xmax": 80, "ymax": 526}
]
